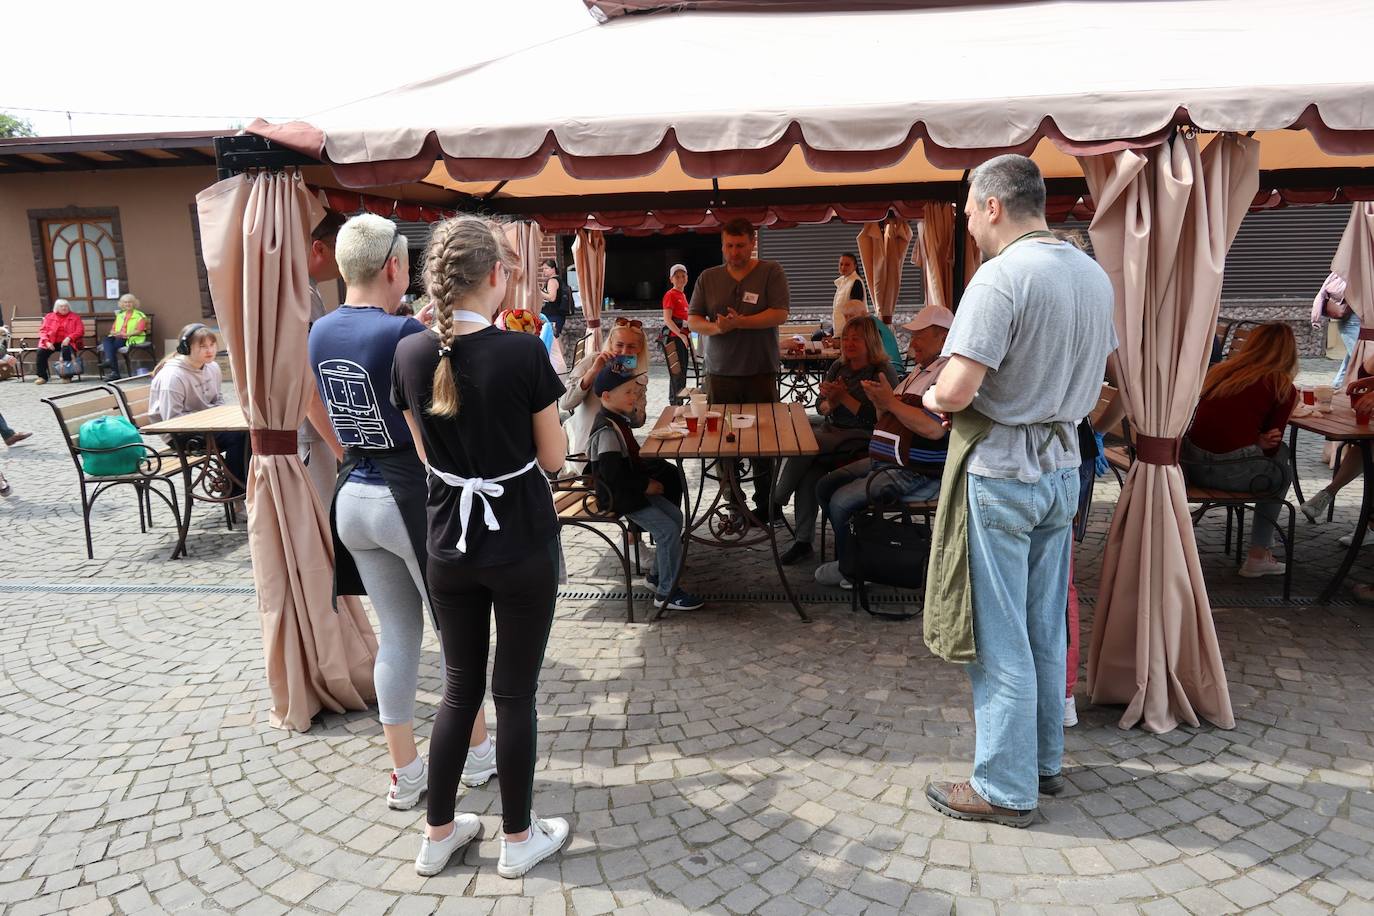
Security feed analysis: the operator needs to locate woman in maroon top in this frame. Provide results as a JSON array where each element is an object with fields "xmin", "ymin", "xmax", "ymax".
[{"xmin": 1183, "ymin": 323, "xmax": 1298, "ymax": 578}]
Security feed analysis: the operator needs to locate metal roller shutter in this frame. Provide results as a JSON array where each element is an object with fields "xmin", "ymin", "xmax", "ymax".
[{"xmin": 758, "ymin": 221, "xmax": 924, "ymax": 313}]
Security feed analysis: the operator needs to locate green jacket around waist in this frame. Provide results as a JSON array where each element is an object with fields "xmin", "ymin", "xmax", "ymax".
[{"xmin": 922, "ymin": 406, "xmax": 993, "ymax": 664}]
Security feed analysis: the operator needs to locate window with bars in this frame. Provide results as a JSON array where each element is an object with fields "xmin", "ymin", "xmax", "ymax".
[{"xmin": 41, "ymin": 218, "xmax": 121, "ymax": 314}]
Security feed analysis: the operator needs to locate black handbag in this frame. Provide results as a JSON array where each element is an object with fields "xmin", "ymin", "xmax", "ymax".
[{"xmin": 840, "ymin": 511, "xmax": 931, "ymax": 590}]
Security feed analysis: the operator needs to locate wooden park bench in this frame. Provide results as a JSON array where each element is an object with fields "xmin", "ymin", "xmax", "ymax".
[{"xmin": 551, "ymin": 462, "xmax": 646, "ymax": 623}]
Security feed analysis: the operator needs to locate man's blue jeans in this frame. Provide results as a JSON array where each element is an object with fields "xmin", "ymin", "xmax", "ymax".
[
  {"xmin": 625, "ymin": 495, "xmax": 683, "ymax": 600},
  {"xmin": 817, "ymin": 458, "xmax": 941, "ymax": 568},
  {"xmin": 965, "ymin": 467, "xmax": 1078, "ymax": 811}
]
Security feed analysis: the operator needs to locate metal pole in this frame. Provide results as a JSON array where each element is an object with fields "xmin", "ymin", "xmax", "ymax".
[{"xmin": 951, "ymin": 169, "xmax": 970, "ymax": 309}]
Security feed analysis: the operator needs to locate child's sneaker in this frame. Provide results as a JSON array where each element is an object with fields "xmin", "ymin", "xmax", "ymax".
[{"xmin": 497, "ymin": 814, "xmax": 570, "ymax": 879}]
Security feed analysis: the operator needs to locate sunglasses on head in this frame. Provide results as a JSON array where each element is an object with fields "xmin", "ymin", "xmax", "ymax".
[{"xmin": 614, "ymin": 318, "xmax": 643, "ymax": 328}]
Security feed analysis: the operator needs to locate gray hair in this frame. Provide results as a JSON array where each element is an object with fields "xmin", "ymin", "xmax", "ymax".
[{"xmin": 969, "ymin": 154, "xmax": 1046, "ymax": 221}]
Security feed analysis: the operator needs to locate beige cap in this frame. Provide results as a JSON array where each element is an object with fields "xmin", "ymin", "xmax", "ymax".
[{"xmin": 902, "ymin": 304, "xmax": 955, "ymax": 332}]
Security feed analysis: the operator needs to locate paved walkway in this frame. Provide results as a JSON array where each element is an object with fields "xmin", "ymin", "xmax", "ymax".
[{"xmin": 0, "ymin": 362, "xmax": 1371, "ymax": 915}]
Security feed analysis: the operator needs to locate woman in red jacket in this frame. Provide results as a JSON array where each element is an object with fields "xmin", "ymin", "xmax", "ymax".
[
  {"xmin": 1183, "ymin": 323, "xmax": 1298, "ymax": 578},
  {"xmin": 34, "ymin": 298, "xmax": 86, "ymax": 384}
]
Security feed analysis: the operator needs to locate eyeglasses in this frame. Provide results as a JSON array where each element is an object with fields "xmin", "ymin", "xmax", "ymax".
[
  {"xmin": 614, "ymin": 318, "xmax": 643, "ymax": 328},
  {"xmin": 376, "ymin": 223, "xmax": 401, "ymax": 273}
]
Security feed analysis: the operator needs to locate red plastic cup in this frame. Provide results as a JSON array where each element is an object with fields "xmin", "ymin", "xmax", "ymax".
[
  {"xmin": 1358, "ymin": 407, "xmax": 1371, "ymax": 427},
  {"xmin": 1302, "ymin": 388, "xmax": 1316, "ymax": 406},
  {"xmin": 706, "ymin": 412, "xmax": 721, "ymax": 433},
  {"xmin": 685, "ymin": 414, "xmax": 699, "ymax": 434}
]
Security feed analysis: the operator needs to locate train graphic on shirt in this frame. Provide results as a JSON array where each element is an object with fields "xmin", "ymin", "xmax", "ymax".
[{"xmin": 317, "ymin": 359, "xmax": 394, "ymax": 449}]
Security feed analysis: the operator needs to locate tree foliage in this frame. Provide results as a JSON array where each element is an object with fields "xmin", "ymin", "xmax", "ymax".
[{"xmin": 0, "ymin": 113, "xmax": 36, "ymax": 138}]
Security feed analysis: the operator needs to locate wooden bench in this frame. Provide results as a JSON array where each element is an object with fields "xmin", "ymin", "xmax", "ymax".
[
  {"xmin": 551, "ymin": 469, "xmax": 646, "ymax": 623},
  {"xmin": 6, "ymin": 311, "xmax": 114, "ymax": 381},
  {"xmin": 42, "ymin": 386, "xmax": 210, "ymax": 560},
  {"xmin": 106, "ymin": 312, "xmax": 158, "ymax": 377}
]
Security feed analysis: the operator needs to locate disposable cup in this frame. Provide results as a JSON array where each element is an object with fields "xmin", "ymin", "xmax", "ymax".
[
  {"xmin": 686, "ymin": 414, "xmax": 700, "ymax": 434},
  {"xmin": 705, "ymin": 411, "xmax": 721, "ymax": 433},
  {"xmin": 1316, "ymin": 385, "xmax": 1334, "ymax": 411},
  {"xmin": 1302, "ymin": 388, "xmax": 1316, "ymax": 406}
]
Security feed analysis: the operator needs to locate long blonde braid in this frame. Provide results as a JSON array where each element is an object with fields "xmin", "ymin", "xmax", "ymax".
[{"xmin": 423, "ymin": 216, "xmax": 517, "ymax": 418}]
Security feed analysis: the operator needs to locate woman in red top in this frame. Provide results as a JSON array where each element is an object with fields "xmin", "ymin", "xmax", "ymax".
[
  {"xmin": 34, "ymin": 298, "xmax": 86, "ymax": 384},
  {"xmin": 661, "ymin": 264, "xmax": 692, "ymax": 402},
  {"xmin": 1183, "ymin": 323, "xmax": 1298, "ymax": 578}
]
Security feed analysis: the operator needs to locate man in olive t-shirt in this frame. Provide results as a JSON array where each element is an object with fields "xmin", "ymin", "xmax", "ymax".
[{"xmin": 688, "ymin": 218, "xmax": 791, "ymax": 515}]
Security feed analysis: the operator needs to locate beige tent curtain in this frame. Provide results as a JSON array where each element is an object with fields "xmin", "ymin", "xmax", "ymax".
[
  {"xmin": 196, "ymin": 171, "xmax": 378, "ymax": 732},
  {"xmin": 501, "ymin": 221, "xmax": 544, "ymax": 315},
  {"xmin": 573, "ymin": 228, "xmax": 607, "ymax": 350},
  {"xmin": 1332, "ymin": 203, "xmax": 1374, "ymax": 376},
  {"xmin": 918, "ymin": 204, "xmax": 954, "ymax": 309},
  {"xmin": 858, "ymin": 219, "xmax": 914, "ymax": 322},
  {"xmin": 1083, "ymin": 132, "xmax": 1258, "ymax": 733}
]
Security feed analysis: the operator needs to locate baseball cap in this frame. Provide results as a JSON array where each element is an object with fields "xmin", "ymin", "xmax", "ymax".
[
  {"xmin": 668, "ymin": 263, "xmax": 688, "ymax": 277},
  {"xmin": 902, "ymin": 305, "xmax": 955, "ymax": 332}
]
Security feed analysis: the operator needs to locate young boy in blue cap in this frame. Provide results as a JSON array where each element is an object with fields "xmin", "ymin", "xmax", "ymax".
[{"xmin": 586, "ymin": 357, "xmax": 704, "ymax": 612}]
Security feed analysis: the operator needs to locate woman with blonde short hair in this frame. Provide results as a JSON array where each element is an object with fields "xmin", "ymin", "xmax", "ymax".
[
  {"xmin": 102, "ymin": 293, "xmax": 149, "ymax": 380},
  {"xmin": 560, "ymin": 319, "xmax": 649, "ymax": 469}
]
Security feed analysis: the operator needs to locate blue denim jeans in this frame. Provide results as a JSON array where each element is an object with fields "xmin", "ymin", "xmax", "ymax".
[
  {"xmin": 965, "ymin": 467, "xmax": 1078, "ymax": 811},
  {"xmin": 625, "ymin": 495, "xmax": 684, "ymax": 599},
  {"xmin": 102, "ymin": 336, "xmax": 127, "ymax": 376},
  {"xmin": 817, "ymin": 458, "xmax": 941, "ymax": 567},
  {"xmin": 1334, "ymin": 311, "xmax": 1362, "ymax": 389}
]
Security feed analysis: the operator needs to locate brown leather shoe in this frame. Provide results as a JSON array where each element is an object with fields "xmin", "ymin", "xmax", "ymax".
[
  {"xmin": 926, "ymin": 780, "xmax": 1035, "ymax": 828},
  {"xmin": 3, "ymin": 431, "xmax": 32, "ymax": 447}
]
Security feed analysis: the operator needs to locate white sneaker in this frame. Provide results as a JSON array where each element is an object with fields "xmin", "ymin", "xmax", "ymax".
[
  {"xmin": 1063, "ymin": 695, "xmax": 1078, "ymax": 728},
  {"xmin": 814, "ymin": 561, "xmax": 851, "ymax": 588},
  {"xmin": 1301, "ymin": 490, "xmax": 1333, "ymax": 524},
  {"xmin": 1238, "ymin": 556, "xmax": 1286, "ymax": 578},
  {"xmin": 497, "ymin": 814, "xmax": 570, "ymax": 879},
  {"xmin": 388, "ymin": 758, "xmax": 427, "ymax": 811},
  {"xmin": 415, "ymin": 814, "xmax": 481, "ymax": 876},
  {"xmin": 1338, "ymin": 530, "xmax": 1374, "ymax": 548},
  {"xmin": 461, "ymin": 741, "xmax": 498, "ymax": 788}
]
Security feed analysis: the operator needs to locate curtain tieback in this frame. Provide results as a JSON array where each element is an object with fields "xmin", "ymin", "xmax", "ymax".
[
  {"xmin": 585, "ymin": 318, "xmax": 602, "ymax": 329},
  {"xmin": 1359, "ymin": 327, "xmax": 1374, "ymax": 342},
  {"xmin": 1135, "ymin": 434, "xmax": 1181, "ymax": 466},
  {"xmin": 250, "ymin": 429, "xmax": 298, "ymax": 455}
]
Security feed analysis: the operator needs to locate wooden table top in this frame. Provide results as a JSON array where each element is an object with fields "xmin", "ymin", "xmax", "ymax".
[
  {"xmin": 142, "ymin": 404, "xmax": 249, "ymax": 435},
  {"xmin": 640, "ymin": 402, "xmax": 819, "ymax": 460},
  {"xmin": 1288, "ymin": 396, "xmax": 1374, "ymax": 441}
]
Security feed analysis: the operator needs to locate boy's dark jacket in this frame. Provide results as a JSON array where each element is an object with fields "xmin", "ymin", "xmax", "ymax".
[{"xmin": 587, "ymin": 407, "xmax": 681, "ymax": 514}]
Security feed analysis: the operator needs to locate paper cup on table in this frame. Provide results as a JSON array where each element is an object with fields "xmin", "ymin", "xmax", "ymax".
[{"xmin": 1316, "ymin": 385, "xmax": 1334, "ymax": 411}]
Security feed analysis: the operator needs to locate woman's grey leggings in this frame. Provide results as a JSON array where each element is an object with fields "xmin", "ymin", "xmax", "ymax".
[{"xmin": 336, "ymin": 480, "xmax": 429, "ymax": 726}]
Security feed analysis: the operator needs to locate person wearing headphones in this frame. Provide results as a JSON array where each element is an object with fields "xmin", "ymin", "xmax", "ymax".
[{"xmin": 148, "ymin": 323, "xmax": 250, "ymax": 495}]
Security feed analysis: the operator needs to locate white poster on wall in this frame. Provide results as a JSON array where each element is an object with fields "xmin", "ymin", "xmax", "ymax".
[{"xmin": 105, "ymin": 279, "xmax": 120, "ymax": 300}]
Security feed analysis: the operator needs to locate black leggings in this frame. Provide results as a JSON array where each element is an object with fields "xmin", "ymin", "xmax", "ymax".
[{"xmin": 426, "ymin": 538, "xmax": 558, "ymax": 833}]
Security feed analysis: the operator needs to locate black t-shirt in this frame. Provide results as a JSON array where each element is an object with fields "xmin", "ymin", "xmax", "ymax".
[
  {"xmin": 391, "ymin": 327, "xmax": 566, "ymax": 567},
  {"xmin": 850, "ymin": 277, "xmax": 865, "ymax": 302}
]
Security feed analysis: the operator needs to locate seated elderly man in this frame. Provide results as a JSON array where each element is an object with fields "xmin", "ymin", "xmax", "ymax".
[{"xmin": 813, "ymin": 304, "xmax": 954, "ymax": 587}]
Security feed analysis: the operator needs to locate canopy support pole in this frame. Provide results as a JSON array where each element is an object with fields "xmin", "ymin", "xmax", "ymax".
[{"xmin": 951, "ymin": 170, "xmax": 970, "ymax": 309}]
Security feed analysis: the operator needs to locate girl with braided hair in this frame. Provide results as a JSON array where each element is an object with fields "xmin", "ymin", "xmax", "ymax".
[{"xmin": 391, "ymin": 216, "xmax": 570, "ymax": 879}]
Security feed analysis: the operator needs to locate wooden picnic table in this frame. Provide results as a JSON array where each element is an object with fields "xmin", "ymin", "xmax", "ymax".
[
  {"xmin": 1287, "ymin": 395, "xmax": 1374, "ymax": 602},
  {"xmin": 641, "ymin": 401, "xmax": 819, "ymax": 620},
  {"xmin": 143, "ymin": 404, "xmax": 250, "ymax": 558}
]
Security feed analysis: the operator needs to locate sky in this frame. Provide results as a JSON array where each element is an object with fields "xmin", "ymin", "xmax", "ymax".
[{"xmin": 0, "ymin": 0, "xmax": 593, "ymax": 138}]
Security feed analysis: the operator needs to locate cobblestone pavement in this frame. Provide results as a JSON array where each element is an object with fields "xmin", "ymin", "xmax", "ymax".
[{"xmin": 0, "ymin": 362, "xmax": 1371, "ymax": 915}]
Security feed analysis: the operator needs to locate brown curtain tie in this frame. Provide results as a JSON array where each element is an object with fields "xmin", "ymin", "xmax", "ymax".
[
  {"xmin": 585, "ymin": 318, "xmax": 602, "ymax": 329},
  {"xmin": 250, "ymin": 429, "xmax": 299, "ymax": 455},
  {"xmin": 1135, "ymin": 434, "xmax": 1182, "ymax": 466},
  {"xmin": 882, "ymin": 315, "xmax": 894, "ymax": 325},
  {"xmin": 1359, "ymin": 327, "xmax": 1374, "ymax": 341}
]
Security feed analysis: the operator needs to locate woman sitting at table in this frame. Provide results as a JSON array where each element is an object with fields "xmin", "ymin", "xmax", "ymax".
[
  {"xmin": 1183, "ymin": 322, "xmax": 1297, "ymax": 579},
  {"xmin": 148, "ymin": 323, "xmax": 250, "ymax": 497},
  {"xmin": 1300, "ymin": 349, "xmax": 1374, "ymax": 546},
  {"xmin": 561, "ymin": 319, "xmax": 648, "ymax": 471},
  {"xmin": 101, "ymin": 293, "xmax": 149, "ymax": 380},
  {"xmin": 777, "ymin": 315, "xmax": 898, "ymax": 565}
]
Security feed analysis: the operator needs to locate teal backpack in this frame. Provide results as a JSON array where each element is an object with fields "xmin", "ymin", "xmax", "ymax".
[{"xmin": 78, "ymin": 415, "xmax": 145, "ymax": 477}]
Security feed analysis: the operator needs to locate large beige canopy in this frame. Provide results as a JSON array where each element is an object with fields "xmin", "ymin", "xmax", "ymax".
[{"xmin": 252, "ymin": 0, "xmax": 1374, "ymax": 205}]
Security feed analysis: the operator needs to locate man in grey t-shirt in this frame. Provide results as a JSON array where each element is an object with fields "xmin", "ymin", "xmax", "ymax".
[
  {"xmin": 923, "ymin": 155, "xmax": 1118, "ymax": 827},
  {"xmin": 688, "ymin": 218, "xmax": 791, "ymax": 514}
]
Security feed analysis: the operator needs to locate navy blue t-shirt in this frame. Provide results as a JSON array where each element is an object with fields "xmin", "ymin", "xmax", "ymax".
[{"xmin": 308, "ymin": 305, "xmax": 427, "ymax": 483}]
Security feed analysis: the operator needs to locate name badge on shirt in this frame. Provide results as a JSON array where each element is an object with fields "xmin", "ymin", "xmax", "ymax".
[{"xmin": 742, "ymin": 292, "xmax": 759, "ymax": 305}]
